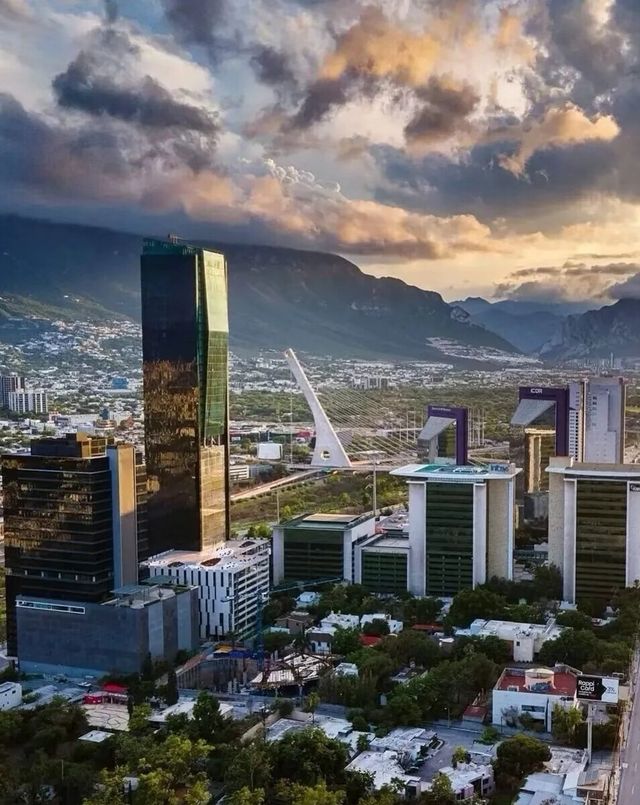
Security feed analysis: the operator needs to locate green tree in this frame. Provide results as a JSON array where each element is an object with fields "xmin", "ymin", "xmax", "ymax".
[
  {"xmin": 276, "ymin": 780, "xmax": 346, "ymax": 805},
  {"xmin": 451, "ymin": 746, "xmax": 470, "ymax": 767},
  {"xmin": 270, "ymin": 728, "xmax": 349, "ymax": 788},
  {"xmin": 228, "ymin": 789, "xmax": 266, "ymax": 805},
  {"xmin": 552, "ymin": 705, "xmax": 584, "ymax": 746},
  {"xmin": 128, "ymin": 703, "xmax": 152, "ymax": 735},
  {"xmin": 494, "ymin": 734, "xmax": 551, "ymax": 791},
  {"xmin": 420, "ymin": 772, "xmax": 456, "ymax": 805},
  {"xmin": 331, "ymin": 627, "xmax": 362, "ymax": 656},
  {"xmin": 305, "ymin": 691, "xmax": 320, "ymax": 724},
  {"xmin": 263, "ymin": 631, "xmax": 292, "ymax": 656},
  {"xmin": 225, "ymin": 741, "xmax": 273, "ymax": 793},
  {"xmin": 538, "ymin": 629, "xmax": 603, "ymax": 669},
  {"xmin": 356, "ymin": 733, "xmax": 371, "ymax": 753},
  {"xmin": 191, "ymin": 691, "xmax": 232, "ymax": 743},
  {"xmin": 83, "ymin": 768, "xmax": 129, "ymax": 805},
  {"xmin": 380, "ymin": 629, "xmax": 440, "ymax": 668},
  {"xmin": 447, "ymin": 588, "xmax": 507, "ymax": 627},
  {"xmin": 362, "ymin": 619, "xmax": 390, "ymax": 637},
  {"xmin": 556, "ymin": 610, "xmax": 593, "ymax": 630},
  {"xmin": 532, "ymin": 564, "xmax": 562, "ymax": 600}
]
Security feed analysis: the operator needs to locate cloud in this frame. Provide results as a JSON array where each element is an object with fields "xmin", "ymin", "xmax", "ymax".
[
  {"xmin": 53, "ymin": 47, "xmax": 219, "ymax": 135},
  {"xmin": 104, "ymin": 0, "xmax": 118, "ymax": 24},
  {"xmin": 405, "ymin": 75, "xmax": 479, "ymax": 146},
  {"xmin": 497, "ymin": 103, "xmax": 619, "ymax": 175},
  {"xmin": 0, "ymin": 0, "xmax": 30, "ymax": 22},
  {"xmin": 250, "ymin": 46, "xmax": 296, "ymax": 88},
  {"xmin": 162, "ymin": 0, "xmax": 227, "ymax": 58},
  {"xmin": 608, "ymin": 274, "xmax": 640, "ymax": 300}
]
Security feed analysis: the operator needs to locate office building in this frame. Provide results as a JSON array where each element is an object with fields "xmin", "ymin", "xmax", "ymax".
[
  {"xmin": 492, "ymin": 665, "xmax": 579, "ymax": 732},
  {"xmin": 144, "ymin": 538, "xmax": 270, "ymax": 640},
  {"xmin": 583, "ymin": 376, "xmax": 626, "ymax": 463},
  {"xmin": 391, "ymin": 463, "xmax": 520, "ymax": 597},
  {"xmin": 548, "ymin": 458, "xmax": 640, "ymax": 604},
  {"xmin": 524, "ymin": 428, "xmax": 555, "ymax": 493},
  {"xmin": 7, "ymin": 390, "xmax": 48, "ymax": 415},
  {"xmin": 2, "ymin": 433, "xmax": 147, "ymax": 656},
  {"xmin": 16, "ymin": 581, "xmax": 199, "ymax": 677},
  {"xmin": 141, "ymin": 238, "xmax": 230, "ymax": 555},
  {"xmin": 354, "ymin": 533, "xmax": 410, "ymax": 596},
  {"xmin": 271, "ymin": 512, "xmax": 377, "ymax": 585},
  {"xmin": 0, "ymin": 373, "xmax": 25, "ymax": 408}
]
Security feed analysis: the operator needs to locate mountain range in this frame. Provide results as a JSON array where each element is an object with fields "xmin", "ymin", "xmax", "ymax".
[
  {"xmin": 0, "ymin": 215, "xmax": 514, "ymax": 362},
  {"xmin": 1, "ymin": 214, "xmax": 638, "ymax": 363}
]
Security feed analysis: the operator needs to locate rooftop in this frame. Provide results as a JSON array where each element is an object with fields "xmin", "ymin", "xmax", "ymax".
[
  {"xmin": 457, "ymin": 618, "xmax": 563, "ymax": 641},
  {"xmin": 496, "ymin": 667, "xmax": 577, "ymax": 697},
  {"xmin": 145, "ymin": 539, "xmax": 268, "ymax": 571},
  {"xmin": 547, "ymin": 461, "xmax": 640, "ymax": 478},
  {"xmin": 282, "ymin": 511, "xmax": 375, "ymax": 530},
  {"xmin": 346, "ymin": 750, "xmax": 421, "ymax": 791},
  {"xmin": 391, "ymin": 462, "xmax": 520, "ymax": 481}
]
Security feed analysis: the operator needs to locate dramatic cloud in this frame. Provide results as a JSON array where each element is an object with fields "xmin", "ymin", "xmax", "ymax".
[
  {"xmin": 609, "ymin": 274, "xmax": 640, "ymax": 300},
  {"xmin": 250, "ymin": 46, "xmax": 296, "ymax": 89},
  {"xmin": 162, "ymin": 0, "xmax": 228, "ymax": 60},
  {"xmin": 405, "ymin": 76, "xmax": 479, "ymax": 146}
]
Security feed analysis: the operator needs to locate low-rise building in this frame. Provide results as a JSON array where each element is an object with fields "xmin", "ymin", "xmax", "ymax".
[
  {"xmin": 455, "ymin": 618, "xmax": 564, "ymax": 662},
  {"xmin": 370, "ymin": 727, "xmax": 437, "ymax": 764},
  {"xmin": 492, "ymin": 665, "xmax": 580, "ymax": 732},
  {"xmin": 144, "ymin": 538, "xmax": 270, "ymax": 640},
  {"xmin": 515, "ymin": 747, "xmax": 606, "ymax": 805},
  {"xmin": 272, "ymin": 512, "xmax": 377, "ymax": 584},
  {"xmin": 0, "ymin": 681, "xmax": 22, "ymax": 710},
  {"xmin": 306, "ymin": 612, "xmax": 401, "ymax": 654},
  {"xmin": 275, "ymin": 611, "xmax": 314, "ymax": 635},
  {"xmin": 296, "ymin": 591, "xmax": 321, "ymax": 609},
  {"xmin": 334, "ymin": 662, "xmax": 359, "ymax": 678},
  {"xmin": 360, "ymin": 613, "xmax": 403, "ymax": 634},
  {"xmin": 437, "ymin": 762, "xmax": 495, "ymax": 801},
  {"xmin": 346, "ymin": 750, "xmax": 424, "ymax": 797},
  {"xmin": 354, "ymin": 533, "xmax": 410, "ymax": 596},
  {"xmin": 16, "ymin": 581, "xmax": 200, "ymax": 677}
]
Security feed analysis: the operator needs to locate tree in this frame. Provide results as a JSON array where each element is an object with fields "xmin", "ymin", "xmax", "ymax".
[
  {"xmin": 225, "ymin": 741, "xmax": 273, "ymax": 793},
  {"xmin": 263, "ymin": 631, "xmax": 292, "ymax": 656},
  {"xmin": 270, "ymin": 728, "xmax": 349, "ymax": 788},
  {"xmin": 362, "ymin": 619, "xmax": 390, "ymax": 637},
  {"xmin": 83, "ymin": 768, "xmax": 129, "ymax": 805},
  {"xmin": 191, "ymin": 691, "xmax": 233, "ymax": 743},
  {"xmin": 403, "ymin": 596, "xmax": 443, "ymax": 624},
  {"xmin": 538, "ymin": 629, "xmax": 603, "ymax": 670},
  {"xmin": 141, "ymin": 651, "xmax": 154, "ymax": 681},
  {"xmin": 228, "ymin": 789, "xmax": 266, "ymax": 805},
  {"xmin": 306, "ymin": 691, "xmax": 320, "ymax": 724},
  {"xmin": 447, "ymin": 588, "xmax": 507, "ymax": 627},
  {"xmin": 275, "ymin": 780, "xmax": 346, "ymax": 805},
  {"xmin": 166, "ymin": 669, "xmax": 179, "ymax": 706},
  {"xmin": 556, "ymin": 610, "xmax": 593, "ymax": 630},
  {"xmin": 356, "ymin": 733, "xmax": 371, "ymax": 753},
  {"xmin": 532, "ymin": 564, "xmax": 562, "ymax": 601},
  {"xmin": 420, "ymin": 772, "xmax": 456, "ymax": 805},
  {"xmin": 128, "ymin": 703, "xmax": 152, "ymax": 735},
  {"xmin": 380, "ymin": 629, "xmax": 440, "ymax": 668},
  {"xmin": 451, "ymin": 746, "xmax": 470, "ymax": 768},
  {"xmin": 331, "ymin": 627, "xmax": 362, "ymax": 656},
  {"xmin": 494, "ymin": 734, "xmax": 551, "ymax": 790},
  {"xmin": 552, "ymin": 705, "xmax": 584, "ymax": 746}
]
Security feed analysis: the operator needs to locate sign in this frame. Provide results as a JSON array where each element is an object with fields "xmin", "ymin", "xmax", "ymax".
[{"xmin": 576, "ymin": 675, "xmax": 619, "ymax": 703}]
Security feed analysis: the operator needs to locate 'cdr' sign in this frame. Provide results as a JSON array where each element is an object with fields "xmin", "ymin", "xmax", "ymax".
[{"xmin": 576, "ymin": 675, "xmax": 619, "ymax": 703}]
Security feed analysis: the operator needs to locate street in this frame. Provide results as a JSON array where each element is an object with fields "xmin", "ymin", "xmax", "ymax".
[{"xmin": 617, "ymin": 648, "xmax": 640, "ymax": 803}]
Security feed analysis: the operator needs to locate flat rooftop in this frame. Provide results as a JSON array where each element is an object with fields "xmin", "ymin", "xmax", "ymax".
[
  {"xmin": 496, "ymin": 668, "xmax": 577, "ymax": 697},
  {"xmin": 547, "ymin": 462, "xmax": 640, "ymax": 478},
  {"xmin": 283, "ymin": 512, "xmax": 374, "ymax": 529},
  {"xmin": 391, "ymin": 463, "xmax": 521, "ymax": 481},
  {"xmin": 361, "ymin": 535, "xmax": 410, "ymax": 552},
  {"xmin": 145, "ymin": 539, "xmax": 268, "ymax": 570}
]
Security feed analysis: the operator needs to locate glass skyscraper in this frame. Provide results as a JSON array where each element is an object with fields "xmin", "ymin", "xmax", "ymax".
[{"xmin": 141, "ymin": 238, "xmax": 230, "ymax": 555}]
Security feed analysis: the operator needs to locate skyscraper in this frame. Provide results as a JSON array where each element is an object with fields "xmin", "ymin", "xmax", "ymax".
[
  {"xmin": 2, "ymin": 433, "xmax": 147, "ymax": 656},
  {"xmin": 583, "ymin": 376, "xmax": 626, "ymax": 464},
  {"xmin": 141, "ymin": 238, "xmax": 230, "ymax": 554}
]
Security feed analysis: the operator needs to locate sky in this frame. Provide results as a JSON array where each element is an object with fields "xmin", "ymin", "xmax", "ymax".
[{"xmin": 1, "ymin": 0, "xmax": 640, "ymax": 304}]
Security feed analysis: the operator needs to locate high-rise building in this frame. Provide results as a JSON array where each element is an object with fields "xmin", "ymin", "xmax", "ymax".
[
  {"xmin": 141, "ymin": 238, "xmax": 230, "ymax": 555},
  {"xmin": 391, "ymin": 463, "xmax": 520, "ymax": 597},
  {"xmin": 548, "ymin": 458, "xmax": 640, "ymax": 604},
  {"xmin": 0, "ymin": 374, "xmax": 25, "ymax": 408},
  {"xmin": 524, "ymin": 428, "xmax": 556, "ymax": 493},
  {"xmin": 583, "ymin": 376, "xmax": 626, "ymax": 464},
  {"xmin": 2, "ymin": 433, "xmax": 147, "ymax": 656},
  {"xmin": 7, "ymin": 389, "xmax": 48, "ymax": 415}
]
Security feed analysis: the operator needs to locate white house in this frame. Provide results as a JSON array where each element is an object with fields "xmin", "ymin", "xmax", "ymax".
[
  {"xmin": 0, "ymin": 682, "xmax": 22, "ymax": 711},
  {"xmin": 492, "ymin": 666, "xmax": 580, "ymax": 732}
]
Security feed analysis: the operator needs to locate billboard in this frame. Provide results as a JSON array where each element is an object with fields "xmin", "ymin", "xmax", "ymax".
[{"xmin": 576, "ymin": 675, "xmax": 619, "ymax": 703}]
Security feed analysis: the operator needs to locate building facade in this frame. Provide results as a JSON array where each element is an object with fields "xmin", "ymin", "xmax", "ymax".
[
  {"xmin": 548, "ymin": 459, "xmax": 640, "ymax": 604},
  {"xmin": 492, "ymin": 665, "xmax": 579, "ymax": 732},
  {"xmin": 2, "ymin": 433, "xmax": 146, "ymax": 656},
  {"xmin": 7, "ymin": 390, "xmax": 48, "ymax": 415},
  {"xmin": 354, "ymin": 534, "xmax": 410, "ymax": 596},
  {"xmin": 0, "ymin": 374, "xmax": 25, "ymax": 408},
  {"xmin": 144, "ymin": 538, "xmax": 270, "ymax": 640},
  {"xmin": 141, "ymin": 238, "xmax": 230, "ymax": 555},
  {"xmin": 391, "ymin": 463, "xmax": 520, "ymax": 597},
  {"xmin": 16, "ymin": 582, "xmax": 199, "ymax": 677},
  {"xmin": 583, "ymin": 376, "xmax": 626, "ymax": 464},
  {"xmin": 271, "ymin": 512, "xmax": 377, "ymax": 585}
]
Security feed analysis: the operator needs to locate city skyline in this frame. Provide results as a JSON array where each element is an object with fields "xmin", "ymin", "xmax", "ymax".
[{"xmin": 0, "ymin": 1, "xmax": 638, "ymax": 302}]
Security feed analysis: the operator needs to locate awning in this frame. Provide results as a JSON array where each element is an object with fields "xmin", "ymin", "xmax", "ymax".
[
  {"xmin": 510, "ymin": 398, "xmax": 555, "ymax": 427},
  {"xmin": 417, "ymin": 415, "xmax": 455, "ymax": 443}
]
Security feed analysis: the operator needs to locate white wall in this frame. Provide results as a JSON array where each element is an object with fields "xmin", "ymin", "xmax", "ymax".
[
  {"xmin": 0, "ymin": 683, "xmax": 22, "ymax": 711},
  {"xmin": 408, "ymin": 482, "xmax": 426, "ymax": 596}
]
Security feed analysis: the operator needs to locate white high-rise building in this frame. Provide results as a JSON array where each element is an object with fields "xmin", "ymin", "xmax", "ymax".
[
  {"xmin": 583, "ymin": 376, "xmax": 626, "ymax": 464},
  {"xmin": 0, "ymin": 374, "xmax": 26, "ymax": 408},
  {"xmin": 548, "ymin": 457, "xmax": 640, "ymax": 604},
  {"xmin": 7, "ymin": 390, "xmax": 48, "ymax": 415},
  {"xmin": 390, "ymin": 463, "xmax": 520, "ymax": 597},
  {"xmin": 144, "ymin": 539, "xmax": 270, "ymax": 640}
]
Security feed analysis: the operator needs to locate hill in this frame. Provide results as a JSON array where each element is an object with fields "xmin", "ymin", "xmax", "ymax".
[{"xmin": 0, "ymin": 216, "xmax": 517, "ymax": 361}]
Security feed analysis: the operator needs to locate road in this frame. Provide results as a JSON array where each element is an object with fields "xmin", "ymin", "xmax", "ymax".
[
  {"xmin": 618, "ymin": 648, "xmax": 640, "ymax": 803},
  {"xmin": 230, "ymin": 469, "xmax": 320, "ymax": 502}
]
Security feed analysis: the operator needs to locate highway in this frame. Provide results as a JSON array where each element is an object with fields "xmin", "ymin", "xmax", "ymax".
[
  {"xmin": 617, "ymin": 647, "xmax": 640, "ymax": 803},
  {"xmin": 230, "ymin": 469, "xmax": 321, "ymax": 502}
]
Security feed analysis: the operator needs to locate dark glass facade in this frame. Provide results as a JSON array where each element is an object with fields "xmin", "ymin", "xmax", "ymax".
[
  {"xmin": 2, "ymin": 434, "xmax": 147, "ymax": 656},
  {"xmin": 362, "ymin": 551, "xmax": 408, "ymax": 595},
  {"xmin": 425, "ymin": 482, "xmax": 474, "ymax": 597},
  {"xmin": 575, "ymin": 479, "xmax": 627, "ymax": 604},
  {"xmin": 283, "ymin": 527, "xmax": 344, "ymax": 580},
  {"xmin": 141, "ymin": 240, "xmax": 229, "ymax": 555}
]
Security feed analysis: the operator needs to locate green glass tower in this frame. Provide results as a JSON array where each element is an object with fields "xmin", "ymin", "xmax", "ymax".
[{"xmin": 141, "ymin": 239, "xmax": 230, "ymax": 555}]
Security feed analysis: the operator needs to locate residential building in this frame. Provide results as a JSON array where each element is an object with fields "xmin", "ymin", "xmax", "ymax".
[
  {"xmin": 2, "ymin": 433, "xmax": 147, "ymax": 657},
  {"xmin": 16, "ymin": 581, "xmax": 199, "ymax": 677},
  {"xmin": 360, "ymin": 613, "xmax": 403, "ymax": 633},
  {"xmin": 455, "ymin": 618, "xmax": 564, "ymax": 662},
  {"xmin": 271, "ymin": 512, "xmax": 376, "ymax": 585},
  {"xmin": 0, "ymin": 682, "xmax": 22, "ymax": 711},
  {"xmin": 492, "ymin": 665, "xmax": 580, "ymax": 732},
  {"xmin": 547, "ymin": 458, "xmax": 640, "ymax": 604},
  {"xmin": 0, "ymin": 373, "xmax": 25, "ymax": 408},
  {"xmin": 346, "ymin": 751, "xmax": 424, "ymax": 797},
  {"xmin": 144, "ymin": 538, "xmax": 270, "ymax": 640},
  {"xmin": 515, "ymin": 748, "xmax": 606, "ymax": 805},
  {"xmin": 7, "ymin": 389, "xmax": 48, "ymax": 415},
  {"xmin": 391, "ymin": 463, "xmax": 520, "ymax": 597},
  {"xmin": 306, "ymin": 612, "xmax": 402, "ymax": 654},
  {"xmin": 274, "ymin": 611, "xmax": 314, "ymax": 635},
  {"xmin": 437, "ymin": 762, "xmax": 495, "ymax": 801},
  {"xmin": 141, "ymin": 238, "xmax": 230, "ymax": 555},
  {"xmin": 295, "ymin": 591, "xmax": 321, "ymax": 609}
]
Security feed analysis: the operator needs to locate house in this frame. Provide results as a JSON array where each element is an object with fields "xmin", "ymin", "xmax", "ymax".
[
  {"xmin": 0, "ymin": 682, "xmax": 22, "ymax": 711},
  {"xmin": 454, "ymin": 618, "xmax": 564, "ymax": 662},
  {"xmin": 295, "ymin": 591, "xmax": 321, "ymax": 609},
  {"xmin": 492, "ymin": 665, "xmax": 580, "ymax": 732},
  {"xmin": 437, "ymin": 762, "xmax": 495, "ymax": 800},
  {"xmin": 360, "ymin": 613, "xmax": 403, "ymax": 634},
  {"xmin": 346, "ymin": 750, "xmax": 424, "ymax": 797},
  {"xmin": 275, "ymin": 611, "xmax": 314, "ymax": 635}
]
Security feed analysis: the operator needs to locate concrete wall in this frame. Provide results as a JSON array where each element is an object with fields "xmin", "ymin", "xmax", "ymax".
[
  {"xmin": 408, "ymin": 482, "xmax": 426, "ymax": 596},
  {"xmin": 548, "ymin": 465, "xmax": 568, "ymax": 576},
  {"xmin": 272, "ymin": 526, "xmax": 284, "ymax": 585},
  {"xmin": 486, "ymin": 479, "xmax": 513, "ymax": 581}
]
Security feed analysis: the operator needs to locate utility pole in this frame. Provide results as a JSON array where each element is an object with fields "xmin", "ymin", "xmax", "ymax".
[
  {"xmin": 372, "ymin": 459, "xmax": 377, "ymax": 519},
  {"xmin": 276, "ymin": 488, "xmax": 280, "ymax": 523}
]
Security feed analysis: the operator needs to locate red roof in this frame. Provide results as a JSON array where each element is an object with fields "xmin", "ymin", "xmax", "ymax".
[
  {"xmin": 496, "ymin": 670, "xmax": 577, "ymax": 697},
  {"xmin": 360, "ymin": 634, "xmax": 382, "ymax": 647},
  {"xmin": 102, "ymin": 683, "xmax": 128, "ymax": 694},
  {"xmin": 412, "ymin": 623, "xmax": 442, "ymax": 633}
]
